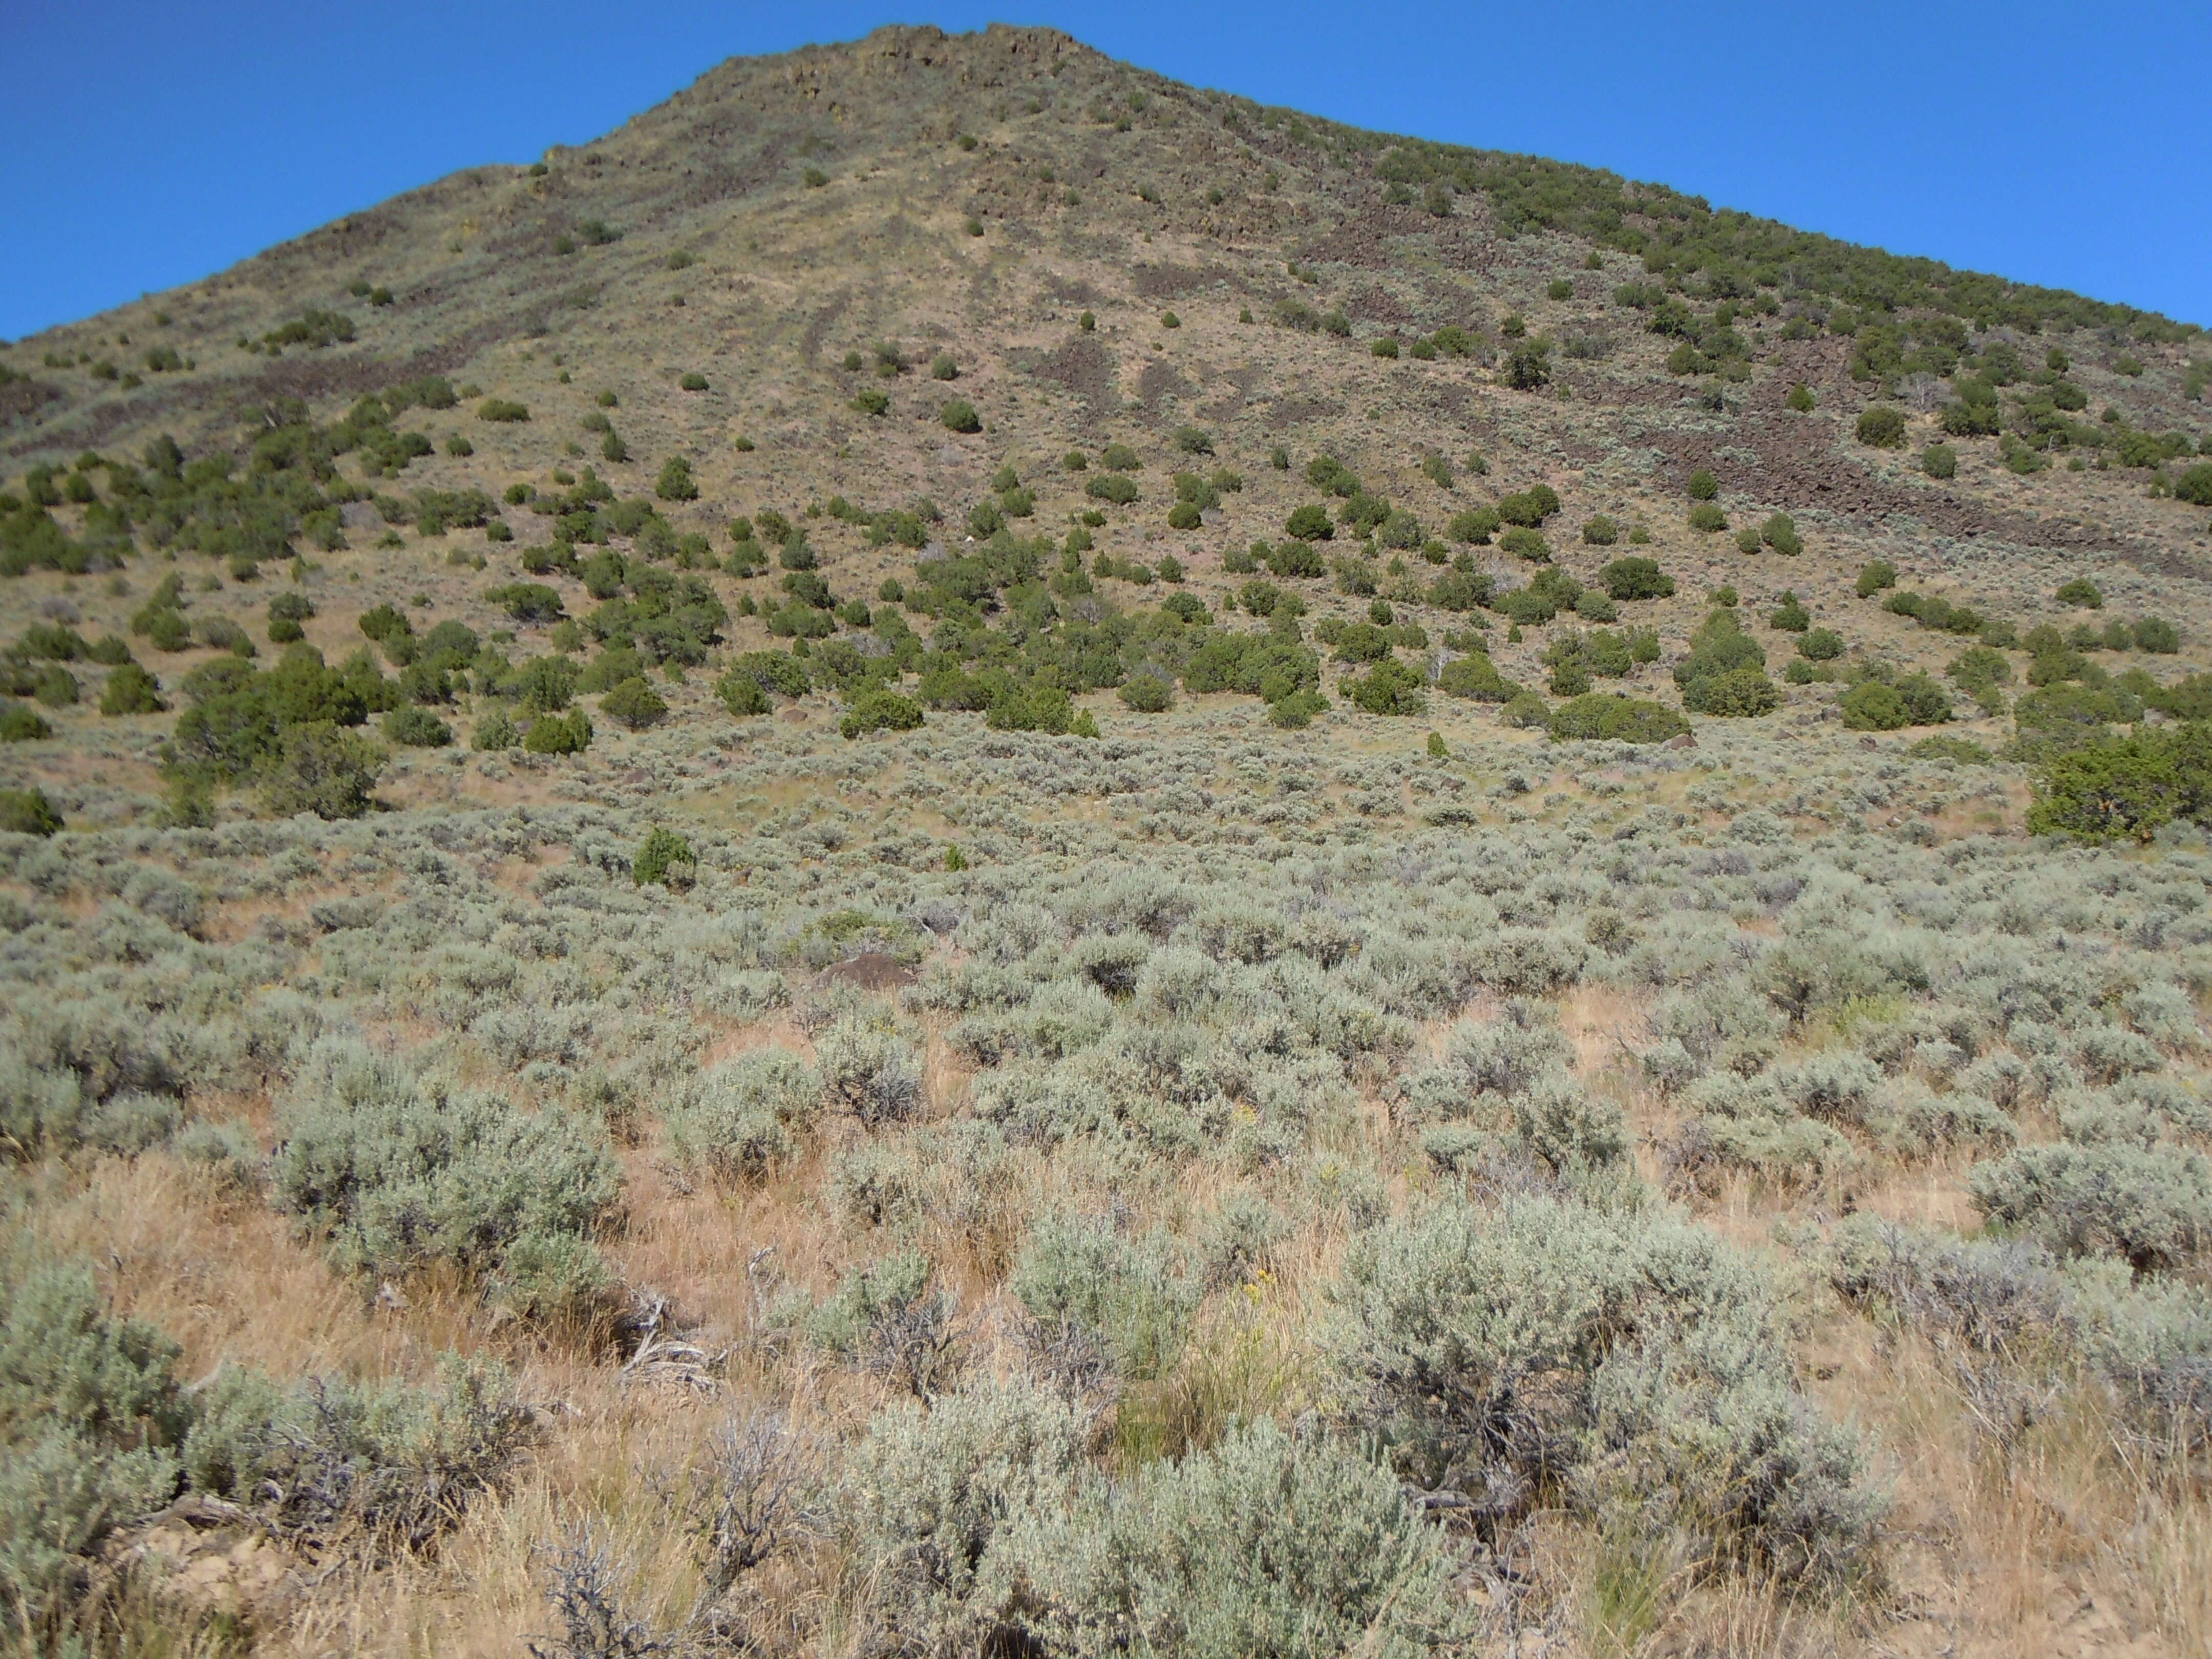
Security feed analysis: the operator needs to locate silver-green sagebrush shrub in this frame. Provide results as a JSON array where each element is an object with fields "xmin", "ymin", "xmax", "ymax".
[
  {"xmin": 837, "ymin": 1376, "xmax": 1091, "ymax": 1640},
  {"xmin": 980, "ymin": 1419, "xmax": 1477, "ymax": 1659},
  {"xmin": 664, "ymin": 1048, "xmax": 821, "ymax": 1184},
  {"xmin": 0, "ymin": 1254, "xmax": 188, "ymax": 1629},
  {"xmin": 810, "ymin": 1250, "xmax": 964, "ymax": 1398},
  {"xmin": 175, "ymin": 1354, "xmax": 529, "ymax": 1554},
  {"xmin": 839, "ymin": 1381, "xmax": 1474, "ymax": 1658},
  {"xmin": 273, "ymin": 1038, "xmax": 621, "ymax": 1317},
  {"xmin": 1009, "ymin": 1213, "xmax": 1199, "ymax": 1380},
  {"xmin": 1330, "ymin": 1195, "xmax": 1883, "ymax": 1585},
  {"xmin": 1968, "ymin": 1143, "xmax": 2211, "ymax": 1272},
  {"xmin": 815, "ymin": 1014, "xmax": 924, "ymax": 1126},
  {"xmin": 1831, "ymin": 1215, "xmax": 2212, "ymax": 1463}
]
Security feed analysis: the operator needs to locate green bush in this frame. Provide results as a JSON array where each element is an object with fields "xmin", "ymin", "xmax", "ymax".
[
  {"xmin": 1497, "ymin": 483, "xmax": 1562, "ymax": 526},
  {"xmin": 1501, "ymin": 689, "xmax": 1551, "ymax": 729},
  {"xmin": 1341, "ymin": 658, "xmax": 1428, "ymax": 716},
  {"xmin": 655, "ymin": 457, "xmax": 699, "ymax": 501},
  {"xmin": 1687, "ymin": 469, "xmax": 1719, "ymax": 501},
  {"xmin": 600, "ymin": 676, "xmax": 668, "ymax": 730},
  {"xmin": 1840, "ymin": 673, "xmax": 1952, "ymax": 731},
  {"xmin": 477, "ymin": 398, "xmax": 529, "ymax": 423},
  {"xmin": 1922, "ymin": 443, "xmax": 1958, "ymax": 479},
  {"xmin": 1761, "ymin": 512, "xmax": 1803, "ymax": 555},
  {"xmin": 632, "ymin": 826, "xmax": 695, "ymax": 887},
  {"xmin": 523, "ymin": 709, "xmax": 593, "ymax": 753},
  {"xmin": 941, "ymin": 400, "xmax": 982, "ymax": 434},
  {"xmin": 486, "ymin": 582, "xmax": 566, "ymax": 623},
  {"xmin": 262, "ymin": 724, "xmax": 386, "ymax": 819},
  {"xmin": 1687, "ymin": 501, "xmax": 1728, "ymax": 533},
  {"xmin": 1596, "ymin": 557, "xmax": 1675, "ymax": 600},
  {"xmin": 471, "ymin": 710, "xmax": 520, "ymax": 750},
  {"xmin": 1683, "ymin": 666, "xmax": 1779, "ymax": 716},
  {"xmin": 841, "ymin": 687, "xmax": 924, "ymax": 739},
  {"xmin": 1499, "ymin": 526, "xmax": 1550, "ymax": 561},
  {"xmin": 1504, "ymin": 338, "xmax": 1552, "ymax": 389},
  {"xmin": 1118, "ymin": 673, "xmax": 1174, "ymax": 712},
  {"xmin": 1087, "ymin": 473, "xmax": 1140, "ymax": 506},
  {"xmin": 1768, "ymin": 593, "xmax": 1810, "ymax": 632},
  {"xmin": 1856, "ymin": 560, "xmax": 1897, "ymax": 597},
  {"xmin": 2134, "ymin": 615, "xmax": 2181, "ymax": 653},
  {"xmin": 1798, "ymin": 627, "xmax": 1845, "ymax": 661},
  {"xmin": 2055, "ymin": 578, "xmax": 2104, "ymax": 609},
  {"xmin": 1448, "ymin": 505, "xmax": 1501, "ymax": 543},
  {"xmin": 0, "ymin": 785, "xmax": 61, "ymax": 836},
  {"xmin": 1581, "ymin": 515, "xmax": 1618, "ymax": 545},
  {"xmin": 1856, "ymin": 406, "xmax": 1908, "ymax": 448},
  {"xmin": 1548, "ymin": 693, "xmax": 1688, "ymax": 744},
  {"xmin": 2026, "ymin": 725, "xmax": 2212, "ymax": 841},
  {"xmin": 384, "ymin": 706, "xmax": 453, "ymax": 747},
  {"xmin": 1439, "ymin": 653, "xmax": 1520, "ymax": 702},
  {"xmin": 98, "ymin": 662, "xmax": 164, "ymax": 715},
  {"xmin": 1947, "ymin": 645, "xmax": 2011, "ymax": 693},
  {"xmin": 2175, "ymin": 462, "xmax": 2212, "ymax": 506}
]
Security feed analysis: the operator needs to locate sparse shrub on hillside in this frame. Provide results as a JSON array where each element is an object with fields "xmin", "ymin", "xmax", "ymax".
[
  {"xmin": 1549, "ymin": 693, "xmax": 1687, "ymax": 744},
  {"xmin": 655, "ymin": 457, "xmax": 699, "ymax": 501},
  {"xmin": 841, "ymin": 687, "xmax": 924, "ymax": 740},
  {"xmin": 1856, "ymin": 406, "xmax": 1907, "ymax": 448},
  {"xmin": 941, "ymin": 399, "xmax": 982, "ymax": 434},
  {"xmin": 1841, "ymin": 673, "xmax": 1952, "ymax": 731},
  {"xmin": 1596, "ymin": 556, "xmax": 1674, "ymax": 600},
  {"xmin": 2056, "ymin": 578, "xmax": 2104, "ymax": 609},
  {"xmin": 1857, "ymin": 560, "xmax": 1898, "ymax": 597}
]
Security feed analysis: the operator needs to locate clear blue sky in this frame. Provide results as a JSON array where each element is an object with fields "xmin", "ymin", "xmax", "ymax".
[{"xmin": 3, "ymin": 1, "xmax": 2206, "ymax": 341}]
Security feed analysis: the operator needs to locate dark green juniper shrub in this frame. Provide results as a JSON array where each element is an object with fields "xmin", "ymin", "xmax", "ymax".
[{"xmin": 1596, "ymin": 557, "xmax": 1674, "ymax": 600}]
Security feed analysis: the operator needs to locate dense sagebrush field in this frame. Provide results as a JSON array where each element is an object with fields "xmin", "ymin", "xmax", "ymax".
[{"xmin": 4, "ymin": 23, "xmax": 2212, "ymax": 1659}]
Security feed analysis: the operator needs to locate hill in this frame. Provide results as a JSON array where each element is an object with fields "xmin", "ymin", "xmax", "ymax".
[{"xmin": 3, "ymin": 25, "xmax": 2211, "ymax": 1658}]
